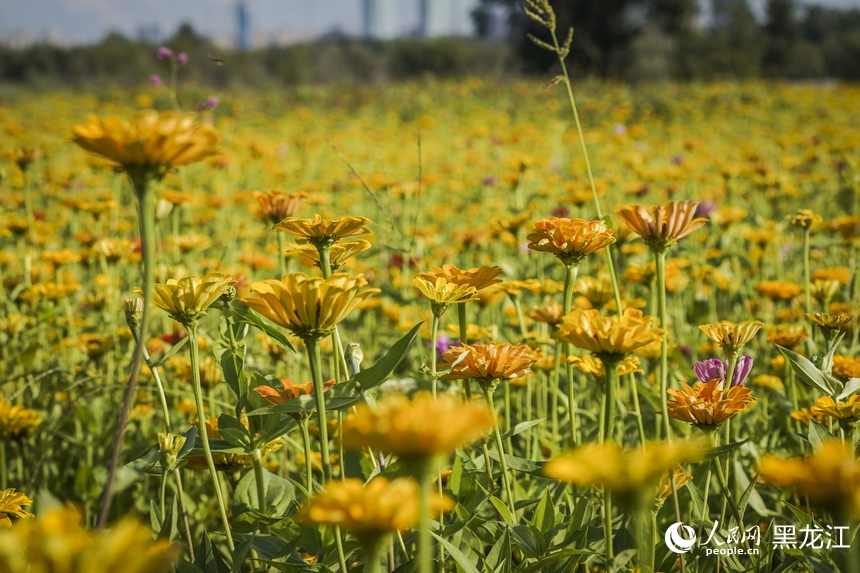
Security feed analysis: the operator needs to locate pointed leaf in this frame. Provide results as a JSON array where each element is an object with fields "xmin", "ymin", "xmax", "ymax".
[
  {"xmin": 354, "ymin": 323, "xmax": 422, "ymax": 391},
  {"xmin": 777, "ymin": 345, "xmax": 841, "ymax": 396},
  {"xmin": 430, "ymin": 531, "xmax": 481, "ymax": 573}
]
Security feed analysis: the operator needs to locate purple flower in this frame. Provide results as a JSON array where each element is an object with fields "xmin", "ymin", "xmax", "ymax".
[
  {"xmin": 431, "ymin": 335, "xmax": 457, "ymax": 356},
  {"xmin": 156, "ymin": 47, "xmax": 174, "ymax": 60},
  {"xmin": 613, "ymin": 123, "xmax": 627, "ymax": 135},
  {"xmin": 695, "ymin": 201, "xmax": 718, "ymax": 217},
  {"xmin": 670, "ymin": 155, "xmax": 684, "ymax": 165},
  {"xmin": 177, "ymin": 52, "xmax": 188, "ymax": 65},
  {"xmin": 196, "ymin": 96, "xmax": 219, "ymax": 111},
  {"xmin": 482, "ymin": 175, "xmax": 498, "ymax": 186},
  {"xmin": 551, "ymin": 205, "xmax": 570, "ymax": 218},
  {"xmin": 693, "ymin": 355, "xmax": 753, "ymax": 387},
  {"xmin": 150, "ymin": 74, "xmax": 163, "ymax": 87}
]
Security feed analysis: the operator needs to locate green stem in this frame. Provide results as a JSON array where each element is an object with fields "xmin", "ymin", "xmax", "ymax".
[
  {"xmin": 711, "ymin": 433, "xmax": 744, "ymax": 530},
  {"xmin": 364, "ymin": 538, "xmax": 385, "ymax": 573},
  {"xmin": 131, "ymin": 327, "xmax": 172, "ymax": 432},
  {"xmin": 173, "ymin": 469, "xmax": 195, "ymax": 560},
  {"xmin": 563, "ymin": 264, "xmax": 580, "ymax": 446},
  {"xmin": 417, "ymin": 463, "xmax": 433, "ymax": 573},
  {"xmin": 335, "ymin": 526, "xmax": 349, "ymax": 572},
  {"xmin": 655, "ymin": 250, "xmax": 672, "ymax": 442},
  {"xmin": 803, "ymin": 227, "xmax": 812, "ymax": 316},
  {"xmin": 603, "ymin": 487, "xmax": 614, "ymax": 566},
  {"xmin": 189, "ymin": 324, "xmax": 235, "ymax": 550},
  {"xmin": 97, "ymin": 178, "xmax": 155, "ymax": 529},
  {"xmin": 603, "ymin": 360, "xmax": 619, "ymax": 444},
  {"xmin": 430, "ymin": 314, "xmax": 440, "ymax": 399},
  {"xmin": 159, "ymin": 470, "xmax": 167, "ymax": 521},
  {"xmin": 299, "ymin": 417, "xmax": 314, "ymax": 492},
  {"xmin": 0, "ymin": 443, "xmax": 6, "ymax": 490},
  {"xmin": 251, "ymin": 448, "xmax": 267, "ymax": 512},
  {"xmin": 307, "ymin": 337, "xmax": 333, "ymax": 481},
  {"xmin": 629, "ymin": 374, "xmax": 646, "ymax": 446},
  {"xmin": 485, "ymin": 385, "xmax": 516, "ymax": 516}
]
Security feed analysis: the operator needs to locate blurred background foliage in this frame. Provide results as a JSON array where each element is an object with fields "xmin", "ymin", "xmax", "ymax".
[{"xmin": 1, "ymin": 0, "xmax": 860, "ymax": 86}]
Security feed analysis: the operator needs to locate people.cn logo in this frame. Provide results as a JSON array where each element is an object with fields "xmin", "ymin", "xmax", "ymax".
[{"xmin": 665, "ymin": 522, "xmax": 697, "ymax": 553}]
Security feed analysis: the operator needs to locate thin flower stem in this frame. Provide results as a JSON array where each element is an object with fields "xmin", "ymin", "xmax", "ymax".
[
  {"xmin": 335, "ymin": 526, "xmax": 349, "ymax": 572},
  {"xmin": 655, "ymin": 251, "xmax": 672, "ymax": 442},
  {"xmin": 299, "ymin": 417, "xmax": 314, "ymax": 493},
  {"xmin": 602, "ymin": 487, "xmax": 614, "ymax": 566},
  {"xmin": 159, "ymin": 470, "xmax": 167, "ymax": 521},
  {"xmin": 629, "ymin": 374, "xmax": 646, "ymax": 446},
  {"xmin": 603, "ymin": 361, "xmax": 620, "ymax": 444},
  {"xmin": 417, "ymin": 462, "xmax": 433, "ymax": 573},
  {"xmin": 0, "ymin": 443, "xmax": 6, "ymax": 490},
  {"xmin": 188, "ymin": 324, "xmax": 235, "ymax": 551},
  {"xmin": 131, "ymin": 328, "xmax": 172, "ymax": 431},
  {"xmin": 307, "ymin": 337, "xmax": 333, "ymax": 481},
  {"xmin": 710, "ymin": 432, "xmax": 744, "ymax": 531},
  {"xmin": 251, "ymin": 448, "xmax": 267, "ymax": 512},
  {"xmin": 173, "ymin": 469, "xmax": 195, "ymax": 559},
  {"xmin": 98, "ymin": 179, "xmax": 154, "ymax": 529},
  {"xmin": 803, "ymin": 227, "xmax": 812, "ymax": 315},
  {"xmin": 484, "ymin": 386, "xmax": 516, "ymax": 516},
  {"xmin": 563, "ymin": 264, "xmax": 580, "ymax": 446},
  {"xmin": 430, "ymin": 314, "xmax": 440, "ymax": 399}
]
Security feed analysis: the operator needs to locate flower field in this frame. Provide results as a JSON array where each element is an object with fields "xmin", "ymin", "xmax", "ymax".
[{"xmin": 2, "ymin": 58, "xmax": 860, "ymax": 572}]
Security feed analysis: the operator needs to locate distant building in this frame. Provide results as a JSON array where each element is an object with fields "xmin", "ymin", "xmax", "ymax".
[
  {"xmin": 236, "ymin": 1, "xmax": 250, "ymax": 50},
  {"xmin": 419, "ymin": 0, "xmax": 479, "ymax": 37},
  {"xmin": 363, "ymin": 0, "xmax": 400, "ymax": 39}
]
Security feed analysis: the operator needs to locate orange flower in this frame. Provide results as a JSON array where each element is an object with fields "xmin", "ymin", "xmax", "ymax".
[
  {"xmin": 615, "ymin": 201, "xmax": 707, "ymax": 251},
  {"xmin": 416, "ymin": 264, "xmax": 504, "ymax": 291},
  {"xmin": 699, "ymin": 320, "xmax": 763, "ymax": 356},
  {"xmin": 809, "ymin": 395, "xmax": 860, "ymax": 429},
  {"xmin": 254, "ymin": 378, "xmax": 337, "ymax": 405},
  {"xmin": 253, "ymin": 190, "xmax": 306, "ymax": 224},
  {"xmin": 273, "ymin": 214, "xmax": 371, "ymax": 247},
  {"xmin": 755, "ymin": 280, "xmax": 802, "ymax": 301},
  {"xmin": 553, "ymin": 308, "xmax": 666, "ymax": 359},
  {"xmin": 666, "ymin": 379, "xmax": 756, "ymax": 428},
  {"xmin": 439, "ymin": 343, "xmax": 537, "ymax": 382},
  {"xmin": 526, "ymin": 218, "xmax": 615, "ymax": 266}
]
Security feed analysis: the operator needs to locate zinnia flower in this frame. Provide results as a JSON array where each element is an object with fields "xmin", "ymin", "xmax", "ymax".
[
  {"xmin": 807, "ymin": 313, "xmax": 852, "ymax": 341},
  {"xmin": 416, "ymin": 264, "xmax": 504, "ymax": 292},
  {"xmin": 699, "ymin": 320, "xmax": 763, "ymax": 357},
  {"xmin": 553, "ymin": 308, "xmax": 666, "ymax": 360},
  {"xmin": 244, "ymin": 273, "xmax": 379, "ymax": 340},
  {"xmin": 526, "ymin": 218, "xmax": 616, "ymax": 266},
  {"xmin": 285, "ymin": 240, "xmax": 372, "ymax": 271},
  {"xmin": 0, "ymin": 489, "xmax": 33, "ymax": 527},
  {"xmin": 253, "ymin": 190, "xmax": 306, "ymax": 224},
  {"xmin": 297, "ymin": 477, "xmax": 452, "ymax": 546},
  {"xmin": 273, "ymin": 214, "xmax": 372, "ymax": 248},
  {"xmin": 439, "ymin": 343, "xmax": 537, "ymax": 383},
  {"xmin": 666, "ymin": 379, "xmax": 756, "ymax": 429},
  {"xmin": 254, "ymin": 378, "xmax": 337, "ymax": 420},
  {"xmin": 412, "ymin": 276, "xmax": 479, "ymax": 315},
  {"xmin": 72, "ymin": 110, "xmax": 219, "ymax": 187},
  {"xmin": 693, "ymin": 355, "xmax": 752, "ymax": 387},
  {"xmin": 568, "ymin": 354, "xmax": 643, "ymax": 379},
  {"xmin": 759, "ymin": 441, "xmax": 860, "ymax": 520},
  {"xmin": 145, "ymin": 272, "xmax": 234, "ymax": 327},
  {"xmin": 0, "ymin": 401, "xmax": 41, "ymax": 440},
  {"xmin": 341, "ymin": 393, "xmax": 494, "ymax": 463},
  {"xmin": 809, "ymin": 395, "xmax": 860, "ymax": 431},
  {"xmin": 615, "ymin": 201, "xmax": 707, "ymax": 252}
]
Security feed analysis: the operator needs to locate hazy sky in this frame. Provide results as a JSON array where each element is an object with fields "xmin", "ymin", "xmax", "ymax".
[{"xmin": 2, "ymin": 0, "xmax": 859, "ymax": 46}]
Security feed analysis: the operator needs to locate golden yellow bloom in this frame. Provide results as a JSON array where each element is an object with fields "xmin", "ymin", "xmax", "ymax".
[
  {"xmin": 833, "ymin": 355, "xmax": 860, "ymax": 381},
  {"xmin": 553, "ymin": 308, "xmax": 666, "ymax": 359},
  {"xmin": 791, "ymin": 406, "xmax": 828, "ymax": 427},
  {"xmin": 72, "ymin": 110, "xmax": 219, "ymax": 184},
  {"xmin": 576, "ymin": 276, "xmax": 615, "ymax": 308},
  {"xmin": 412, "ymin": 276, "xmax": 479, "ymax": 312},
  {"xmin": 0, "ymin": 401, "xmax": 41, "ymax": 439},
  {"xmin": 810, "ymin": 395, "xmax": 860, "ymax": 429},
  {"xmin": 766, "ymin": 324, "xmax": 809, "ymax": 349},
  {"xmin": 0, "ymin": 506, "xmax": 178, "ymax": 572},
  {"xmin": 416, "ymin": 264, "xmax": 504, "ymax": 292},
  {"xmin": 615, "ymin": 201, "xmax": 707, "ymax": 251},
  {"xmin": 529, "ymin": 300, "xmax": 564, "ymax": 326},
  {"xmin": 787, "ymin": 209, "xmax": 823, "ymax": 230},
  {"xmin": 145, "ymin": 272, "xmax": 234, "ymax": 326},
  {"xmin": 3, "ymin": 146, "xmax": 43, "ymax": 172},
  {"xmin": 342, "ymin": 393, "xmax": 494, "ymax": 462},
  {"xmin": 439, "ymin": 343, "xmax": 537, "ymax": 382},
  {"xmin": 0, "ymin": 489, "xmax": 33, "ymax": 527},
  {"xmin": 812, "ymin": 267, "xmax": 851, "ymax": 285},
  {"xmin": 807, "ymin": 313, "xmax": 852, "ymax": 340},
  {"xmin": 545, "ymin": 440, "xmax": 704, "ymax": 506},
  {"xmin": 284, "ymin": 240, "xmax": 372, "ymax": 271},
  {"xmin": 755, "ymin": 280, "xmax": 803, "ymax": 301},
  {"xmin": 297, "ymin": 477, "xmax": 452, "ymax": 544},
  {"xmin": 567, "ymin": 355, "xmax": 643, "ymax": 378},
  {"xmin": 810, "ymin": 279, "xmax": 841, "ymax": 306},
  {"xmin": 526, "ymin": 218, "xmax": 615, "ymax": 266},
  {"xmin": 759, "ymin": 441, "xmax": 860, "ymax": 519},
  {"xmin": 496, "ymin": 279, "xmax": 541, "ymax": 297},
  {"xmin": 654, "ymin": 471, "xmax": 693, "ymax": 510},
  {"xmin": 253, "ymin": 190, "xmax": 306, "ymax": 224},
  {"xmin": 751, "ymin": 374, "xmax": 784, "ymax": 391},
  {"xmin": 244, "ymin": 273, "xmax": 378, "ymax": 339},
  {"xmin": 699, "ymin": 320, "xmax": 763, "ymax": 356},
  {"xmin": 666, "ymin": 379, "xmax": 756, "ymax": 429},
  {"xmin": 273, "ymin": 214, "xmax": 372, "ymax": 247}
]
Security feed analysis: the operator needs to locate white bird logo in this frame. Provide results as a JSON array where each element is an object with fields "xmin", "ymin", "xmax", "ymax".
[{"xmin": 665, "ymin": 522, "xmax": 697, "ymax": 553}]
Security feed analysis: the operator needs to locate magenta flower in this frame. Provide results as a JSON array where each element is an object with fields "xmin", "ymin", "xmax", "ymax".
[
  {"xmin": 150, "ymin": 74, "xmax": 163, "ymax": 86},
  {"xmin": 693, "ymin": 355, "xmax": 753, "ymax": 387},
  {"xmin": 156, "ymin": 47, "xmax": 174, "ymax": 60},
  {"xmin": 196, "ymin": 96, "xmax": 220, "ymax": 111},
  {"xmin": 177, "ymin": 52, "xmax": 188, "ymax": 65}
]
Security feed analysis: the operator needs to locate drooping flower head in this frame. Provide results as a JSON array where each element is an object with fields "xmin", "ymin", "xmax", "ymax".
[
  {"xmin": 244, "ymin": 273, "xmax": 379, "ymax": 340},
  {"xmin": 806, "ymin": 313, "xmax": 852, "ymax": 342},
  {"xmin": 414, "ymin": 264, "xmax": 503, "ymax": 317},
  {"xmin": 252, "ymin": 190, "xmax": 306, "ymax": 224},
  {"xmin": 72, "ymin": 110, "xmax": 219, "ymax": 188},
  {"xmin": 274, "ymin": 214, "xmax": 372, "ymax": 250},
  {"xmin": 699, "ymin": 320, "xmax": 763, "ymax": 357},
  {"xmin": 341, "ymin": 393, "xmax": 494, "ymax": 464},
  {"xmin": 553, "ymin": 308, "xmax": 666, "ymax": 361},
  {"xmin": 666, "ymin": 379, "xmax": 756, "ymax": 429},
  {"xmin": 615, "ymin": 201, "xmax": 707, "ymax": 252},
  {"xmin": 526, "ymin": 218, "xmax": 616, "ymax": 266},
  {"xmin": 145, "ymin": 272, "xmax": 234, "ymax": 327}
]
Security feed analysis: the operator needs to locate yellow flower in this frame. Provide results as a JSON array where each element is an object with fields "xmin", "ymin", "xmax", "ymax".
[
  {"xmin": 787, "ymin": 209, "xmax": 823, "ymax": 230},
  {"xmin": 755, "ymin": 280, "xmax": 803, "ymax": 301},
  {"xmin": 284, "ymin": 240, "xmax": 372, "ymax": 271},
  {"xmin": 0, "ymin": 506, "xmax": 178, "ymax": 572},
  {"xmin": 412, "ymin": 276, "xmax": 479, "ymax": 314},
  {"xmin": 0, "ymin": 489, "xmax": 33, "ymax": 527},
  {"xmin": 254, "ymin": 378, "xmax": 337, "ymax": 404},
  {"xmin": 576, "ymin": 276, "xmax": 615, "ymax": 308},
  {"xmin": 765, "ymin": 324, "xmax": 809, "ymax": 349},
  {"xmin": 759, "ymin": 441, "xmax": 860, "ymax": 520},
  {"xmin": 807, "ymin": 313, "xmax": 852, "ymax": 340},
  {"xmin": 567, "ymin": 355, "xmax": 643, "ymax": 379},
  {"xmin": 244, "ymin": 273, "xmax": 379, "ymax": 339},
  {"xmin": 3, "ymin": 146, "xmax": 43, "ymax": 172},
  {"xmin": 833, "ymin": 355, "xmax": 860, "ymax": 381},
  {"xmin": 526, "ymin": 218, "xmax": 615, "ymax": 266},
  {"xmin": 666, "ymin": 379, "xmax": 756, "ymax": 429},
  {"xmin": 529, "ymin": 300, "xmax": 565, "ymax": 326},
  {"xmin": 545, "ymin": 440, "xmax": 704, "ymax": 506},
  {"xmin": 0, "ymin": 401, "xmax": 41, "ymax": 440},
  {"xmin": 273, "ymin": 214, "xmax": 372, "ymax": 247},
  {"xmin": 297, "ymin": 477, "xmax": 452, "ymax": 545},
  {"xmin": 751, "ymin": 374, "xmax": 784, "ymax": 391},
  {"xmin": 654, "ymin": 471, "xmax": 693, "ymax": 510},
  {"xmin": 145, "ymin": 272, "xmax": 234, "ymax": 326},
  {"xmin": 615, "ymin": 201, "xmax": 707, "ymax": 251},
  {"xmin": 416, "ymin": 264, "xmax": 504, "ymax": 292},
  {"xmin": 553, "ymin": 308, "xmax": 666, "ymax": 359},
  {"xmin": 809, "ymin": 395, "xmax": 860, "ymax": 429},
  {"xmin": 341, "ymin": 393, "xmax": 494, "ymax": 462},
  {"xmin": 72, "ymin": 110, "xmax": 219, "ymax": 185},
  {"xmin": 252, "ymin": 190, "xmax": 306, "ymax": 224},
  {"xmin": 698, "ymin": 320, "xmax": 763, "ymax": 356},
  {"xmin": 439, "ymin": 343, "xmax": 537, "ymax": 382}
]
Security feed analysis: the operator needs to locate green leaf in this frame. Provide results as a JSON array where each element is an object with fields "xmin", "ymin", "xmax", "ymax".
[
  {"xmin": 216, "ymin": 316, "xmax": 249, "ymax": 403},
  {"xmin": 836, "ymin": 377, "xmax": 860, "ymax": 401},
  {"xmin": 511, "ymin": 524, "xmax": 541, "ymax": 559},
  {"xmin": 230, "ymin": 534, "xmax": 257, "ymax": 573},
  {"xmin": 705, "ymin": 439, "xmax": 749, "ymax": 459},
  {"xmin": 489, "ymin": 496, "xmax": 516, "ymax": 525},
  {"xmin": 149, "ymin": 337, "xmax": 188, "ymax": 368},
  {"xmin": 485, "ymin": 527, "xmax": 512, "ymax": 573},
  {"xmin": 532, "ymin": 487, "xmax": 556, "ymax": 535},
  {"xmin": 500, "ymin": 418, "xmax": 546, "ymax": 441},
  {"xmin": 247, "ymin": 380, "xmax": 363, "ymax": 417},
  {"xmin": 807, "ymin": 420, "xmax": 834, "ymax": 450},
  {"xmin": 430, "ymin": 531, "xmax": 481, "ymax": 573},
  {"xmin": 194, "ymin": 532, "xmax": 230, "ymax": 573},
  {"xmin": 232, "ymin": 300, "xmax": 296, "ymax": 352},
  {"xmin": 353, "ymin": 322, "xmax": 422, "ymax": 391},
  {"xmin": 487, "ymin": 450, "xmax": 544, "ymax": 474},
  {"xmin": 233, "ymin": 467, "xmax": 296, "ymax": 518},
  {"xmin": 776, "ymin": 344, "xmax": 841, "ymax": 397},
  {"xmin": 217, "ymin": 414, "xmax": 252, "ymax": 449}
]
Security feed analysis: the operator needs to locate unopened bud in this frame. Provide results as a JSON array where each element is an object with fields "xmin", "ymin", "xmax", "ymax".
[
  {"xmin": 124, "ymin": 298, "xmax": 144, "ymax": 329},
  {"xmin": 345, "ymin": 342, "xmax": 363, "ymax": 378},
  {"xmin": 157, "ymin": 432, "xmax": 186, "ymax": 471}
]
